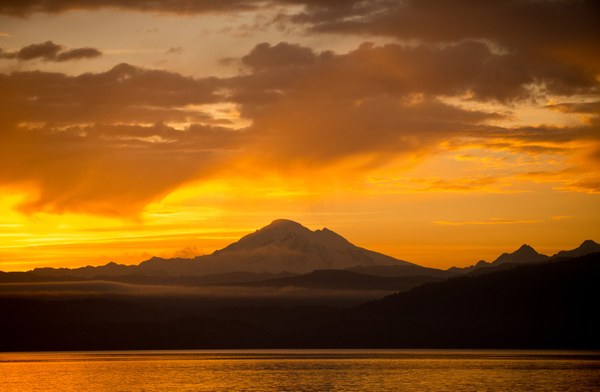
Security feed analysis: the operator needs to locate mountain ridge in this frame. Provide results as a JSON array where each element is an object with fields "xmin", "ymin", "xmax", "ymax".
[
  {"xmin": 492, "ymin": 244, "xmax": 550, "ymax": 265},
  {"xmin": 4, "ymin": 219, "xmax": 597, "ymax": 281},
  {"xmin": 448, "ymin": 239, "xmax": 600, "ymax": 274},
  {"xmin": 552, "ymin": 239, "xmax": 600, "ymax": 259},
  {"xmin": 27, "ymin": 219, "xmax": 424, "ymax": 278},
  {"xmin": 2, "ymin": 252, "xmax": 598, "ymax": 350}
]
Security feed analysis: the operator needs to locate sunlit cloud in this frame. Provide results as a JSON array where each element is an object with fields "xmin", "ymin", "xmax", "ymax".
[
  {"xmin": 1, "ymin": 40, "xmax": 598, "ymax": 216},
  {"xmin": 0, "ymin": 0, "xmax": 598, "ymax": 270}
]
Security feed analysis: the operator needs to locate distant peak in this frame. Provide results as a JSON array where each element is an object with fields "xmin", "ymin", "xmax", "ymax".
[
  {"xmin": 318, "ymin": 227, "xmax": 339, "ymax": 235},
  {"xmin": 516, "ymin": 244, "xmax": 537, "ymax": 253},
  {"xmin": 215, "ymin": 219, "xmax": 311, "ymax": 253},
  {"xmin": 552, "ymin": 239, "xmax": 600, "ymax": 259},
  {"xmin": 263, "ymin": 219, "xmax": 309, "ymax": 232},
  {"xmin": 492, "ymin": 243, "xmax": 548, "ymax": 265},
  {"xmin": 268, "ymin": 219, "xmax": 304, "ymax": 227}
]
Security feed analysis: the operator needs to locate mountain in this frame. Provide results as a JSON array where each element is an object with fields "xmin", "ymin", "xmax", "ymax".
[
  {"xmin": 32, "ymin": 262, "xmax": 139, "ymax": 279},
  {"xmin": 13, "ymin": 219, "xmax": 599, "ymax": 281},
  {"xmin": 491, "ymin": 244, "xmax": 549, "ymax": 265},
  {"xmin": 0, "ymin": 219, "xmax": 448, "ymax": 300},
  {"xmin": 23, "ymin": 219, "xmax": 434, "ymax": 279},
  {"xmin": 448, "ymin": 241, "xmax": 599, "ymax": 275},
  {"xmin": 552, "ymin": 240, "xmax": 600, "ymax": 259},
  {"xmin": 194, "ymin": 218, "xmax": 413, "ymax": 273},
  {"xmin": 41, "ymin": 219, "xmax": 425, "ymax": 277}
]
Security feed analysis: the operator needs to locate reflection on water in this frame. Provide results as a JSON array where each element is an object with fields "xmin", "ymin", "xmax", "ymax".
[{"xmin": 1, "ymin": 350, "xmax": 599, "ymax": 391}]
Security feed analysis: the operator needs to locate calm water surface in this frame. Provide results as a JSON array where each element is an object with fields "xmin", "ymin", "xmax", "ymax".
[{"xmin": 1, "ymin": 350, "xmax": 599, "ymax": 391}]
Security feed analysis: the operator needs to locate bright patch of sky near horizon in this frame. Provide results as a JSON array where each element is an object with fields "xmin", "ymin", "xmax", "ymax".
[{"xmin": 0, "ymin": 1, "xmax": 598, "ymax": 271}]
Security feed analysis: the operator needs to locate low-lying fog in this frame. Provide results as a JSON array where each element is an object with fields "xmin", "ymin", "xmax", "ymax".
[{"xmin": 0, "ymin": 280, "xmax": 394, "ymax": 306}]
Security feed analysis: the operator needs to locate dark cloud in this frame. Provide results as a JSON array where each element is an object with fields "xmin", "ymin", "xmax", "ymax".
[
  {"xmin": 292, "ymin": 1, "xmax": 600, "ymax": 50},
  {"xmin": 55, "ymin": 47, "xmax": 102, "ymax": 61},
  {"xmin": 3, "ymin": 0, "xmax": 598, "ymax": 73},
  {"xmin": 217, "ymin": 42, "xmax": 516, "ymax": 166},
  {"xmin": 461, "ymin": 120, "xmax": 600, "ymax": 166},
  {"xmin": 0, "ymin": 40, "xmax": 102, "ymax": 62},
  {"xmin": 242, "ymin": 42, "xmax": 321, "ymax": 71},
  {"xmin": 13, "ymin": 40, "xmax": 61, "ymax": 60},
  {"xmin": 296, "ymin": 0, "xmax": 600, "ymax": 93},
  {"xmin": 0, "ymin": 63, "xmax": 222, "ymax": 125},
  {"xmin": 224, "ymin": 40, "xmax": 600, "ymax": 170},
  {"xmin": 0, "ymin": 0, "xmax": 375, "ymax": 17},
  {"xmin": 233, "ymin": 41, "xmax": 598, "ymax": 104},
  {"xmin": 0, "ymin": 0, "xmax": 264, "ymax": 16}
]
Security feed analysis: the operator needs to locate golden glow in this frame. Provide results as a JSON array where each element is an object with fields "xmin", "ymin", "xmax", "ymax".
[
  {"xmin": 1, "ymin": 3, "xmax": 598, "ymax": 271},
  {"xmin": 1, "ymin": 151, "xmax": 598, "ymax": 270}
]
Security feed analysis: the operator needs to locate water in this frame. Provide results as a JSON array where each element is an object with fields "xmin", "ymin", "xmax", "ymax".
[{"xmin": 1, "ymin": 350, "xmax": 599, "ymax": 391}]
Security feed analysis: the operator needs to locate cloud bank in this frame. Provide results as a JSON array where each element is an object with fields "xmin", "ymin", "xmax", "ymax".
[{"xmin": 0, "ymin": 0, "xmax": 598, "ymax": 217}]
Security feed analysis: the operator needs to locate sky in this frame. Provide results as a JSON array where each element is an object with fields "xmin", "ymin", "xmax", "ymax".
[{"xmin": 0, "ymin": 0, "xmax": 599, "ymax": 271}]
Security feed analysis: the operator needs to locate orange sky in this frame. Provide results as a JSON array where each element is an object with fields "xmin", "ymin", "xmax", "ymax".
[{"xmin": 0, "ymin": 1, "xmax": 599, "ymax": 271}]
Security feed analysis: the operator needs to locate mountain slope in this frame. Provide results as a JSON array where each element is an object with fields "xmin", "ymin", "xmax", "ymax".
[
  {"xmin": 552, "ymin": 240, "xmax": 600, "ymax": 259},
  {"xmin": 25, "ymin": 219, "xmax": 431, "ymax": 278},
  {"xmin": 132, "ymin": 219, "xmax": 423, "ymax": 275},
  {"xmin": 491, "ymin": 244, "xmax": 549, "ymax": 265}
]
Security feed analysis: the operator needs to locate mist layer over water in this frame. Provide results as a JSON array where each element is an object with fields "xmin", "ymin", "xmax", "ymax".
[{"xmin": 2, "ymin": 350, "xmax": 599, "ymax": 391}]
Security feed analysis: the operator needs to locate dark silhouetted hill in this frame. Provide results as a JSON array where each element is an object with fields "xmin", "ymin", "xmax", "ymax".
[
  {"xmin": 299, "ymin": 252, "xmax": 600, "ymax": 348},
  {"xmin": 1, "ymin": 252, "xmax": 598, "ymax": 350}
]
